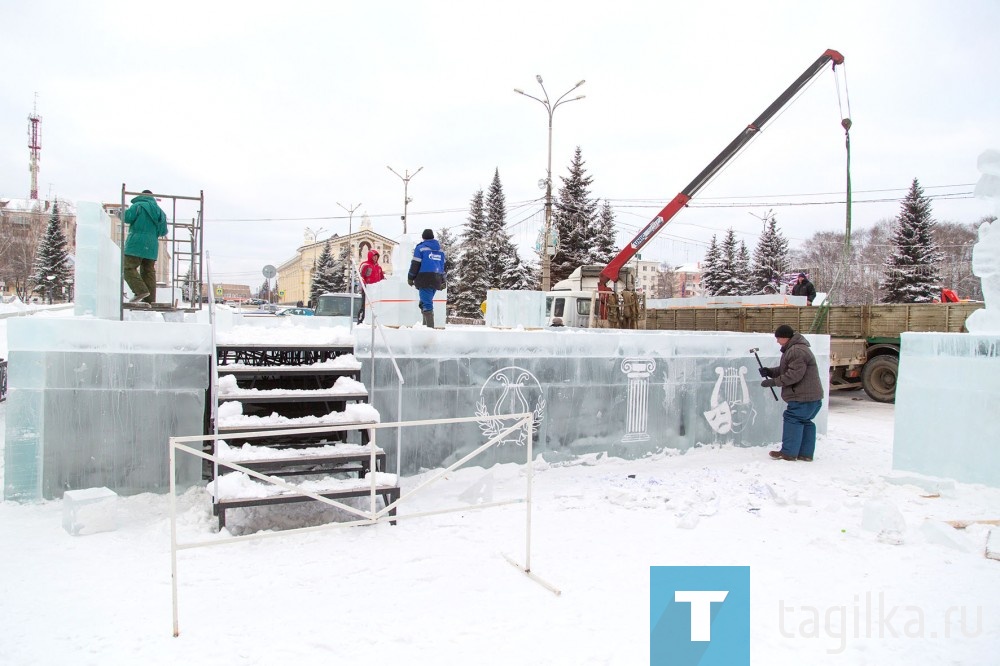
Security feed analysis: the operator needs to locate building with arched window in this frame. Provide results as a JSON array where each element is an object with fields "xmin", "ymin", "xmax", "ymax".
[{"xmin": 276, "ymin": 214, "xmax": 396, "ymax": 305}]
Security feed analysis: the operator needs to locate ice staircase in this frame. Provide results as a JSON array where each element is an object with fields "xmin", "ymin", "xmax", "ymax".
[{"xmin": 210, "ymin": 341, "xmax": 398, "ymax": 530}]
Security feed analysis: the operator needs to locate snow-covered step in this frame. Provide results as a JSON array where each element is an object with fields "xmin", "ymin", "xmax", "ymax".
[
  {"xmin": 216, "ymin": 401, "xmax": 380, "ymax": 434},
  {"xmin": 217, "ymin": 354, "xmax": 362, "ymax": 378},
  {"xmin": 216, "ymin": 343, "xmax": 355, "ymax": 366},
  {"xmin": 210, "ymin": 471, "xmax": 400, "ymax": 530},
  {"xmin": 217, "ymin": 374, "xmax": 368, "ymax": 405},
  {"xmin": 216, "ymin": 440, "xmax": 387, "ymax": 476}
]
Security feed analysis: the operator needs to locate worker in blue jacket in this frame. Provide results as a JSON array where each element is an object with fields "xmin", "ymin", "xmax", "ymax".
[
  {"xmin": 407, "ymin": 229, "xmax": 446, "ymax": 328},
  {"xmin": 122, "ymin": 190, "xmax": 168, "ymax": 304}
]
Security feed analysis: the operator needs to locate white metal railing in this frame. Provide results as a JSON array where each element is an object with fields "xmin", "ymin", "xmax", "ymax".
[
  {"xmin": 168, "ymin": 411, "xmax": 556, "ymax": 637},
  {"xmin": 350, "ymin": 263, "xmax": 406, "ymax": 476}
]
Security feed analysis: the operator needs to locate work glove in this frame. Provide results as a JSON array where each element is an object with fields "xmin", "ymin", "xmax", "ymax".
[
  {"xmin": 407, "ymin": 278, "xmax": 414, "ymax": 287},
  {"xmin": 758, "ymin": 367, "xmax": 770, "ymax": 378},
  {"xmin": 760, "ymin": 379, "xmax": 776, "ymax": 388}
]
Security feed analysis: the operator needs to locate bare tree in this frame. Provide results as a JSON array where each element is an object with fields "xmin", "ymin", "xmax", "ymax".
[{"xmin": 653, "ymin": 264, "xmax": 675, "ymax": 298}]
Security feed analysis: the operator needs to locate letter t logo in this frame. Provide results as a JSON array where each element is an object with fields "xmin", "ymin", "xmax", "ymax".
[{"xmin": 675, "ymin": 590, "xmax": 729, "ymax": 641}]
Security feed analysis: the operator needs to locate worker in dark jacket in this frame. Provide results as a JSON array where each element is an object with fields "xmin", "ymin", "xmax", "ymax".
[
  {"xmin": 759, "ymin": 324, "xmax": 825, "ymax": 461},
  {"xmin": 791, "ymin": 273, "xmax": 816, "ymax": 306},
  {"xmin": 122, "ymin": 190, "xmax": 168, "ymax": 304},
  {"xmin": 407, "ymin": 229, "xmax": 446, "ymax": 328}
]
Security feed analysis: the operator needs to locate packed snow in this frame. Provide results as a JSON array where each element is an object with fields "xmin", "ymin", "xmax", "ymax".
[{"xmin": 1, "ymin": 311, "xmax": 998, "ymax": 664}]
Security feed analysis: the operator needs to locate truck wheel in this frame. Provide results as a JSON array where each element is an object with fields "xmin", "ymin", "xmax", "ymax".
[{"xmin": 861, "ymin": 355, "xmax": 898, "ymax": 403}]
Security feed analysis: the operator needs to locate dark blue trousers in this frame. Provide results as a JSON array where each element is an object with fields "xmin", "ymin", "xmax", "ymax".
[{"xmin": 780, "ymin": 400, "xmax": 823, "ymax": 458}]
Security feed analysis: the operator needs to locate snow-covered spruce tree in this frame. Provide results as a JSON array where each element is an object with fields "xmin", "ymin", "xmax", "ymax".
[
  {"xmin": 309, "ymin": 241, "xmax": 337, "ymax": 304},
  {"xmin": 589, "ymin": 200, "xmax": 618, "ymax": 265},
  {"xmin": 435, "ymin": 226, "xmax": 458, "ymax": 287},
  {"xmin": 551, "ymin": 147, "xmax": 599, "ymax": 285},
  {"xmin": 484, "ymin": 169, "xmax": 527, "ymax": 290},
  {"xmin": 30, "ymin": 201, "xmax": 72, "ymax": 303},
  {"xmin": 451, "ymin": 189, "xmax": 491, "ymax": 318},
  {"xmin": 880, "ymin": 178, "xmax": 944, "ymax": 303},
  {"xmin": 711, "ymin": 228, "xmax": 743, "ymax": 296},
  {"xmin": 700, "ymin": 235, "xmax": 722, "ymax": 296},
  {"xmin": 751, "ymin": 214, "xmax": 790, "ymax": 294},
  {"xmin": 736, "ymin": 240, "xmax": 753, "ymax": 295},
  {"xmin": 328, "ymin": 244, "xmax": 350, "ymax": 293}
]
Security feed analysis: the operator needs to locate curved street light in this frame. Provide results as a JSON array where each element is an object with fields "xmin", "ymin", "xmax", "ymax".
[{"xmin": 514, "ymin": 76, "xmax": 585, "ymax": 291}]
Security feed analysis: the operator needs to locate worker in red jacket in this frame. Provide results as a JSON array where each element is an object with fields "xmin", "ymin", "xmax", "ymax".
[{"xmin": 357, "ymin": 249, "xmax": 385, "ymax": 323}]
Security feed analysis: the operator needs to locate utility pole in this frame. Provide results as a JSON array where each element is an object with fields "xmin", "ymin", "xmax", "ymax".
[
  {"xmin": 514, "ymin": 76, "xmax": 585, "ymax": 291},
  {"xmin": 387, "ymin": 166, "xmax": 423, "ymax": 234}
]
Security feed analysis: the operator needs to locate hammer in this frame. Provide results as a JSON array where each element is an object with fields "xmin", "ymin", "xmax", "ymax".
[{"xmin": 750, "ymin": 347, "xmax": 779, "ymax": 401}]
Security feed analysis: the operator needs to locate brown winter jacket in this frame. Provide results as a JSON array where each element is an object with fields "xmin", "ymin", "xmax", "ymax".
[{"xmin": 763, "ymin": 333, "xmax": 825, "ymax": 403}]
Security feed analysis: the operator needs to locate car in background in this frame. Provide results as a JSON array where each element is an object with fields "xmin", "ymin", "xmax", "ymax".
[
  {"xmin": 277, "ymin": 307, "xmax": 315, "ymax": 316},
  {"xmin": 313, "ymin": 292, "xmax": 362, "ymax": 318}
]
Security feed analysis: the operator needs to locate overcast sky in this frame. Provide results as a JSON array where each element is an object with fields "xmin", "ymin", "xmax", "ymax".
[{"xmin": 3, "ymin": 0, "xmax": 999, "ymax": 285}]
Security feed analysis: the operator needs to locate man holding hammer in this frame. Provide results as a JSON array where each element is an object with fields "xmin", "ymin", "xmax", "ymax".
[{"xmin": 758, "ymin": 324, "xmax": 825, "ymax": 461}]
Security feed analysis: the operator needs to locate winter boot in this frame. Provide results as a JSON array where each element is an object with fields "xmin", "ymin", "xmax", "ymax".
[{"xmin": 422, "ymin": 310, "xmax": 435, "ymax": 329}]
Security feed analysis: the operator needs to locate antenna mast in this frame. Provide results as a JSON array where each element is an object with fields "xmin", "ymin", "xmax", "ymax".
[{"xmin": 28, "ymin": 95, "xmax": 42, "ymax": 200}]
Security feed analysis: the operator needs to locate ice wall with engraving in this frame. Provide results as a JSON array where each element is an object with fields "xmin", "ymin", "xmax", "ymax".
[{"xmin": 357, "ymin": 327, "xmax": 829, "ymax": 475}]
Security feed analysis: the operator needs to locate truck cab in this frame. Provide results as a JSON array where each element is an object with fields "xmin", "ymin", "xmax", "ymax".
[{"xmin": 546, "ymin": 291, "xmax": 596, "ymax": 327}]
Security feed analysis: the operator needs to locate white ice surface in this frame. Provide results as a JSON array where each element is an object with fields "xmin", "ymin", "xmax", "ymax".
[{"xmin": 3, "ymin": 388, "xmax": 1000, "ymax": 664}]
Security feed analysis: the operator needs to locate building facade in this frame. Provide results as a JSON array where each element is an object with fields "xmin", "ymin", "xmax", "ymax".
[
  {"xmin": 673, "ymin": 262, "xmax": 704, "ymax": 298},
  {"xmin": 277, "ymin": 215, "xmax": 396, "ymax": 305}
]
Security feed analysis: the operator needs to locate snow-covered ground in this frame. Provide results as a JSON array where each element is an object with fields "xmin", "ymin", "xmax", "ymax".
[
  {"xmin": 2, "ymin": 390, "xmax": 999, "ymax": 664},
  {"xmin": 1, "ymin": 308, "xmax": 998, "ymax": 664}
]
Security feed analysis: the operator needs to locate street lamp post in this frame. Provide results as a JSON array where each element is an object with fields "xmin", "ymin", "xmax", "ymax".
[
  {"xmin": 514, "ymin": 76, "xmax": 585, "ymax": 291},
  {"xmin": 387, "ymin": 166, "xmax": 423, "ymax": 234},
  {"xmin": 337, "ymin": 201, "xmax": 363, "ymax": 319}
]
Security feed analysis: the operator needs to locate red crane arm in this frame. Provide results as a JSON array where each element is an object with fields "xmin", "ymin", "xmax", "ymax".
[{"xmin": 598, "ymin": 49, "xmax": 844, "ymax": 292}]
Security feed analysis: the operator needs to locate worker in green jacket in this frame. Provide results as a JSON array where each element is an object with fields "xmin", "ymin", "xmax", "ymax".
[{"xmin": 122, "ymin": 190, "xmax": 168, "ymax": 304}]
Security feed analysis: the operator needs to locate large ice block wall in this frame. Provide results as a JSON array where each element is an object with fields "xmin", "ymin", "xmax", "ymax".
[
  {"xmin": 74, "ymin": 202, "xmax": 123, "ymax": 320},
  {"xmin": 893, "ymin": 333, "xmax": 1000, "ymax": 486},
  {"xmin": 485, "ymin": 290, "xmax": 546, "ymax": 328},
  {"xmin": 3, "ymin": 318, "xmax": 212, "ymax": 501},
  {"xmin": 357, "ymin": 327, "xmax": 829, "ymax": 474}
]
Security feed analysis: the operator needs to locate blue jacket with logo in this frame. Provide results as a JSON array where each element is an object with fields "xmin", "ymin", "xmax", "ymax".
[{"xmin": 408, "ymin": 239, "xmax": 446, "ymax": 290}]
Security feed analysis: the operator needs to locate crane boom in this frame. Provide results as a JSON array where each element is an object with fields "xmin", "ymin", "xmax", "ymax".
[{"xmin": 598, "ymin": 49, "xmax": 844, "ymax": 291}]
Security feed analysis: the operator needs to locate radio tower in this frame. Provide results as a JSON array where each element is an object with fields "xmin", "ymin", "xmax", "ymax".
[{"xmin": 28, "ymin": 96, "xmax": 42, "ymax": 200}]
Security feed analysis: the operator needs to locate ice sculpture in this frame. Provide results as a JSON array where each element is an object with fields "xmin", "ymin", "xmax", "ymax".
[
  {"xmin": 74, "ymin": 202, "xmax": 123, "ymax": 319},
  {"xmin": 364, "ymin": 233, "xmax": 447, "ymax": 327},
  {"xmin": 967, "ymin": 149, "xmax": 1000, "ymax": 332},
  {"xmin": 891, "ymin": 150, "xmax": 1000, "ymax": 487}
]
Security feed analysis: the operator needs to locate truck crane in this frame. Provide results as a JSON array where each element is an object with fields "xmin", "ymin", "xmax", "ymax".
[{"xmin": 597, "ymin": 49, "xmax": 846, "ymax": 293}]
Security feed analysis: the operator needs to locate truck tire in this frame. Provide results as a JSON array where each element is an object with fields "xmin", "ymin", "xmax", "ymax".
[{"xmin": 861, "ymin": 355, "xmax": 898, "ymax": 403}]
